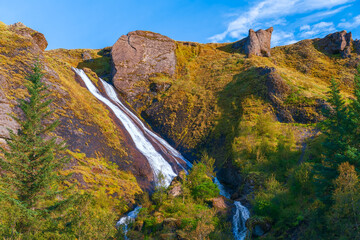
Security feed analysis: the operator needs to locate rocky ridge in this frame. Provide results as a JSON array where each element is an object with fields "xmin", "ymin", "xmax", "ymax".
[{"xmin": 317, "ymin": 30, "xmax": 353, "ymax": 58}]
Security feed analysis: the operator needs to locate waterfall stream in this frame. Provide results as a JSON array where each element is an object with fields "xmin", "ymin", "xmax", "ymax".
[
  {"xmin": 73, "ymin": 68, "xmax": 250, "ymax": 240},
  {"xmin": 214, "ymin": 178, "xmax": 250, "ymax": 240}
]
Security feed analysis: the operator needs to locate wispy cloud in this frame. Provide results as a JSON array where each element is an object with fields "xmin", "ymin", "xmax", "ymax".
[
  {"xmin": 300, "ymin": 4, "xmax": 351, "ymax": 23},
  {"xmin": 209, "ymin": 0, "xmax": 353, "ymax": 44},
  {"xmin": 338, "ymin": 14, "xmax": 360, "ymax": 28},
  {"xmin": 271, "ymin": 30, "xmax": 297, "ymax": 46},
  {"xmin": 299, "ymin": 22, "xmax": 336, "ymax": 38}
]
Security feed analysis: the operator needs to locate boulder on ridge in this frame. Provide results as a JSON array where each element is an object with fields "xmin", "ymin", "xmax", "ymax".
[
  {"xmin": 317, "ymin": 30, "xmax": 352, "ymax": 58},
  {"xmin": 9, "ymin": 22, "xmax": 48, "ymax": 51},
  {"xmin": 111, "ymin": 30, "xmax": 176, "ymax": 101},
  {"xmin": 233, "ymin": 27, "xmax": 273, "ymax": 57}
]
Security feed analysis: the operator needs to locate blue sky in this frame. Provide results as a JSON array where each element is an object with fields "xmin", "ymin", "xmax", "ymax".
[{"xmin": 1, "ymin": 0, "xmax": 360, "ymax": 49}]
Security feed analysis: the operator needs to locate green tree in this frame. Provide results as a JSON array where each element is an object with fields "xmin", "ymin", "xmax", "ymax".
[
  {"xmin": 315, "ymin": 78, "xmax": 351, "ymax": 204},
  {"xmin": 0, "ymin": 61, "xmax": 72, "ymax": 237},
  {"xmin": 347, "ymin": 66, "xmax": 360, "ymax": 168},
  {"xmin": 187, "ymin": 163, "xmax": 219, "ymax": 200}
]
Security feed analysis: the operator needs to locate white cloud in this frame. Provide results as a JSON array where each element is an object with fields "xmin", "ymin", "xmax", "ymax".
[
  {"xmin": 300, "ymin": 5, "xmax": 351, "ymax": 23},
  {"xmin": 209, "ymin": 0, "xmax": 353, "ymax": 43},
  {"xmin": 300, "ymin": 25, "xmax": 311, "ymax": 31},
  {"xmin": 271, "ymin": 30, "xmax": 297, "ymax": 46},
  {"xmin": 299, "ymin": 22, "xmax": 336, "ymax": 38},
  {"xmin": 338, "ymin": 15, "xmax": 360, "ymax": 29}
]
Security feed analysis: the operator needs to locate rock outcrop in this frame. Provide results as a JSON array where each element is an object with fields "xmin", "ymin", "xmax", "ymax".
[
  {"xmin": 0, "ymin": 75, "xmax": 19, "ymax": 145},
  {"xmin": 9, "ymin": 22, "xmax": 48, "ymax": 51},
  {"xmin": 317, "ymin": 30, "xmax": 352, "ymax": 58},
  {"xmin": 111, "ymin": 30, "xmax": 176, "ymax": 101},
  {"xmin": 354, "ymin": 40, "xmax": 360, "ymax": 55},
  {"xmin": 81, "ymin": 51, "xmax": 92, "ymax": 61},
  {"xmin": 257, "ymin": 67, "xmax": 323, "ymax": 123},
  {"xmin": 211, "ymin": 196, "xmax": 233, "ymax": 210},
  {"xmin": 233, "ymin": 27, "xmax": 273, "ymax": 57}
]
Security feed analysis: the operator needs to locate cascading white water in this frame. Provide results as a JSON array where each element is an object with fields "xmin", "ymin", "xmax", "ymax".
[
  {"xmin": 99, "ymin": 78, "xmax": 193, "ymax": 171},
  {"xmin": 74, "ymin": 68, "xmax": 250, "ymax": 240},
  {"xmin": 72, "ymin": 67, "xmax": 176, "ymax": 186},
  {"xmin": 214, "ymin": 177, "xmax": 231, "ymax": 198},
  {"xmin": 214, "ymin": 178, "xmax": 250, "ymax": 240},
  {"xmin": 116, "ymin": 206, "xmax": 141, "ymax": 240},
  {"xmin": 233, "ymin": 201, "xmax": 250, "ymax": 240}
]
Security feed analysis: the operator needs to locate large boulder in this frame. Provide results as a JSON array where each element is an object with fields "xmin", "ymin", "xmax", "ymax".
[
  {"xmin": 317, "ymin": 30, "xmax": 352, "ymax": 58},
  {"xmin": 9, "ymin": 22, "xmax": 48, "ymax": 51},
  {"xmin": 111, "ymin": 30, "xmax": 176, "ymax": 102},
  {"xmin": 233, "ymin": 27, "xmax": 273, "ymax": 57}
]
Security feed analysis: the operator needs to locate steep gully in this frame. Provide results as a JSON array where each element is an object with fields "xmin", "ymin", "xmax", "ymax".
[{"xmin": 73, "ymin": 68, "xmax": 250, "ymax": 240}]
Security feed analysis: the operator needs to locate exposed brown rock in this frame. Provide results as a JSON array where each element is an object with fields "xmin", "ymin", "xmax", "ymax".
[
  {"xmin": 317, "ymin": 30, "xmax": 352, "ymax": 58},
  {"xmin": 81, "ymin": 51, "xmax": 92, "ymax": 61},
  {"xmin": 9, "ymin": 22, "xmax": 48, "ymax": 51},
  {"xmin": 233, "ymin": 27, "xmax": 273, "ymax": 57},
  {"xmin": 258, "ymin": 67, "xmax": 321, "ymax": 123},
  {"xmin": 211, "ymin": 196, "xmax": 232, "ymax": 210},
  {"xmin": 168, "ymin": 182, "xmax": 182, "ymax": 197},
  {"xmin": 260, "ymin": 67, "xmax": 291, "ymax": 99},
  {"xmin": 111, "ymin": 30, "xmax": 176, "ymax": 101},
  {"xmin": 0, "ymin": 75, "xmax": 19, "ymax": 142},
  {"xmin": 258, "ymin": 66, "xmax": 293, "ymax": 122}
]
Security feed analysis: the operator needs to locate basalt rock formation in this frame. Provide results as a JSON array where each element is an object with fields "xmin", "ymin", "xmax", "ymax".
[
  {"xmin": 111, "ymin": 30, "xmax": 176, "ymax": 105},
  {"xmin": 317, "ymin": 30, "xmax": 353, "ymax": 58},
  {"xmin": 232, "ymin": 27, "xmax": 273, "ymax": 57}
]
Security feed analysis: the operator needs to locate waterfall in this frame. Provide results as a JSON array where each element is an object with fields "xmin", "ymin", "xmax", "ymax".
[
  {"xmin": 116, "ymin": 206, "xmax": 141, "ymax": 240},
  {"xmin": 99, "ymin": 78, "xmax": 193, "ymax": 171},
  {"xmin": 72, "ymin": 67, "xmax": 178, "ymax": 187},
  {"xmin": 233, "ymin": 201, "xmax": 250, "ymax": 240},
  {"xmin": 214, "ymin": 178, "xmax": 250, "ymax": 240},
  {"xmin": 73, "ymin": 68, "xmax": 250, "ymax": 240}
]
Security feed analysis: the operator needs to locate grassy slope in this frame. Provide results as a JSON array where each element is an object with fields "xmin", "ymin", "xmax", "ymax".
[
  {"xmin": 0, "ymin": 22, "xmax": 141, "ymax": 212},
  {"xmin": 139, "ymin": 38, "xmax": 358, "ymax": 160},
  {"xmin": 130, "ymin": 39, "xmax": 359, "ymax": 238}
]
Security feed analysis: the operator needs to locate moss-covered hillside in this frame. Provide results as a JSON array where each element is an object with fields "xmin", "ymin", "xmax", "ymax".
[
  {"xmin": 0, "ymin": 21, "xmax": 142, "ymax": 212},
  {"xmin": 134, "ymin": 38, "xmax": 359, "ymax": 163}
]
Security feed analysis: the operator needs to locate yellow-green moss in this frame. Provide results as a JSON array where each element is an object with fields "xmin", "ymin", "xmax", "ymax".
[{"xmin": 64, "ymin": 150, "xmax": 142, "ymax": 204}]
